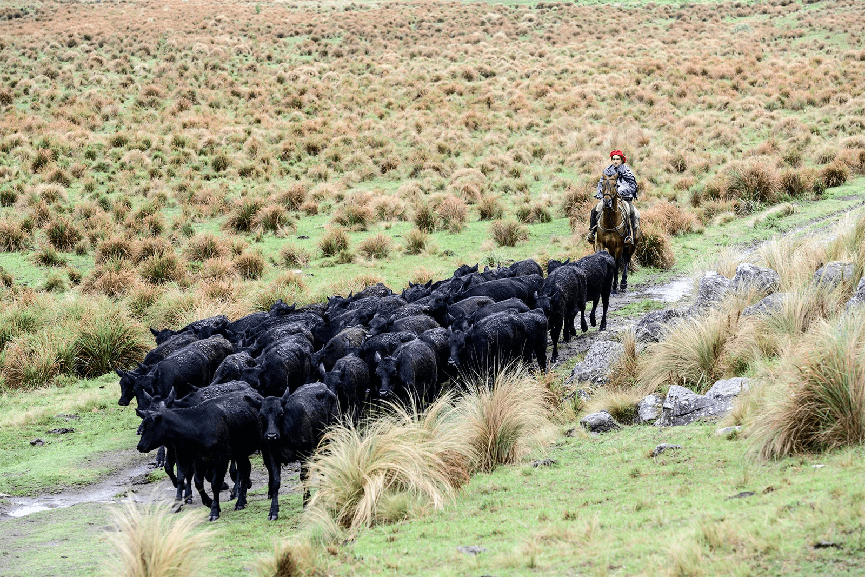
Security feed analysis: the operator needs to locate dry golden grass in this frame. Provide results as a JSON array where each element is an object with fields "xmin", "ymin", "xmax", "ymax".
[{"xmin": 102, "ymin": 501, "xmax": 212, "ymax": 577}]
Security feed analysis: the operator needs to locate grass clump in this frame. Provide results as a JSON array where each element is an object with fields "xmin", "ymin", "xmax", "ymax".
[
  {"xmin": 403, "ymin": 228, "xmax": 428, "ymax": 255},
  {"xmin": 751, "ymin": 314, "xmax": 865, "ymax": 460},
  {"xmin": 490, "ymin": 220, "xmax": 528, "ymax": 247},
  {"xmin": 0, "ymin": 218, "xmax": 29, "ymax": 251},
  {"xmin": 73, "ymin": 307, "xmax": 149, "ymax": 378},
  {"xmin": 279, "ymin": 243, "xmax": 311, "ymax": 268},
  {"xmin": 319, "ymin": 228, "xmax": 349, "ymax": 257},
  {"xmin": 102, "ymin": 501, "xmax": 212, "ymax": 577},
  {"xmin": 139, "ymin": 254, "xmax": 186, "ymax": 285},
  {"xmin": 635, "ymin": 221, "xmax": 676, "ymax": 270},
  {"xmin": 185, "ymin": 233, "xmax": 228, "ymax": 261},
  {"xmin": 234, "ymin": 251, "xmax": 266, "ymax": 280},
  {"xmin": 45, "ymin": 216, "xmax": 82, "ymax": 251},
  {"xmin": 413, "ymin": 203, "xmax": 437, "ymax": 234},
  {"xmin": 224, "ymin": 199, "xmax": 262, "ymax": 233},
  {"xmin": 357, "ymin": 234, "xmax": 392, "ymax": 260}
]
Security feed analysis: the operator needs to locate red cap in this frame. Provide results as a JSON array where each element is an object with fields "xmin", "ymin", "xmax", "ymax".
[{"xmin": 610, "ymin": 150, "xmax": 626, "ymax": 163}]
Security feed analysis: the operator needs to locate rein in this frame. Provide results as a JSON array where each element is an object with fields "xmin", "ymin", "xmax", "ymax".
[{"xmin": 598, "ymin": 189, "xmax": 628, "ymax": 237}]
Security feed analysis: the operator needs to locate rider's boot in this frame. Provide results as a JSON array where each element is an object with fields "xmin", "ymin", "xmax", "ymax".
[
  {"xmin": 586, "ymin": 209, "xmax": 598, "ymax": 244},
  {"xmin": 623, "ymin": 207, "xmax": 634, "ymax": 246}
]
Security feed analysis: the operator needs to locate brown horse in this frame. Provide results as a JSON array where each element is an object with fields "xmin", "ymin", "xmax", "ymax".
[{"xmin": 594, "ymin": 173, "xmax": 640, "ymax": 293}]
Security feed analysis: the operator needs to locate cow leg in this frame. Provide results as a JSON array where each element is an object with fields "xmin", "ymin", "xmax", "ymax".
[
  {"xmin": 156, "ymin": 445, "xmax": 166, "ymax": 470},
  {"xmin": 208, "ymin": 460, "xmax": 229, "ymax": 522},
  {"xmin": 611, "ymin": 261, "xmax": 620, "ymax": 294},
  {"xmin": 234, "ymin": 457, "xmax": 252, "ymax": 511},
  {"xmin": 194, "ymin": 465, "xmax": 213, "ymax": 508},
  {"xmin": 599, "ymin": 291, "xmax": 610, "ymax": 331},
  {"xmin": 267, "ymin": 455, "xmax": 282, "ymax": 521},
  {"xmin": 173, "ymin": 458, "xmax": 187, "ymax": 507},
  {"xmin": 229, "ymin": 460, "xmax": 238, "ymax": 500},
  {"xmin": 300, "ymin": 460, "xmax": 311, "ymax": 507},
  {"xmin": 164, "ymin": 445, "xmax": 179, "ymax": 488},
  {"xmin": 549, "ymin": 319, "xmax": 561, "ymax": 363},
  {"xmin": 589, "ymin": 298, "xmax": 598, "ymax": 327}
]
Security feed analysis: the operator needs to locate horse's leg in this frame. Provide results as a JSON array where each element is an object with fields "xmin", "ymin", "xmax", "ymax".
[
  {"xmin": 611, "ymin": 259, "xmax": 620, "ymax": 294},
  {"xmin": 620, "ymin": 251, "xmax": 630, "ymax": 292}
]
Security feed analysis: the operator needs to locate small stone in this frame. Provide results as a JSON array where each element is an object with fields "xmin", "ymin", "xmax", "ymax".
[
  {"xmin": 715, "ymin": 426, "xmax": 742, "ymax": 437},
  {"xmin": 457, "ymin": 546, "xmax": 487, "ymax": 555},
  {"xmin": 813, "ymin": 541, "xmax": 841, "ymax": 549},
  {"xmin": 651, "ymin": 443, "xmax": 682, "ymax": 457},
  {"xmin": 531, "ymin": 458, "xmax": 557, "ymax": 468},
  {"xmin": 30, "ymin": 439, "xmax": 44, "ymax": 446},
  {"xmin": 637, "ymin": 394, "xmax": 663, "ymax": 424},
  {"xmin": 727, "ymin": 491, "xmax": 755, "ymax": 499},
  {"xmin": 47, "ymin": 428, "xmax": 75, "ymax": 435},
  {"xmin": 580, "ymin": 411, "xmax": 622, "ymax": 433}
]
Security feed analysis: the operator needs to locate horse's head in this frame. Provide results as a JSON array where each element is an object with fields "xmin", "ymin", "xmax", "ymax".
[{"xmin": 600, "ymin": 173, "xmax": 619, "ymax": 210}]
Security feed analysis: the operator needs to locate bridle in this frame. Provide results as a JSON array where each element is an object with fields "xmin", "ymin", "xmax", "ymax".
[{"xmin": 598, "ymin": 174, "xmax": 628, "ymax": 235}]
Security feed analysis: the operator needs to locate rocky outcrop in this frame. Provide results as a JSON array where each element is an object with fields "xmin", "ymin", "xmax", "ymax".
[
  {"xmin": 580, "ymin": 411, "xmax": 621, "ymax": 433},
  {"xmin": 635, "ymin": 309, "xmax": 684, "ymax": 343},
  {"xmin": 742, "ymin": 292, "xmax": 786, "ymax": 317},
  {"xmin": 846, "ymin": 277, "xmax": 865, "ymax": 311},
  {"xmin": 732, "ymin": 263, "xmax": 780, "ymax": 295},
  {"xmin": 636, "ymin": 393, "xmax": 664, "ymax": 424},
  {"xmin": 813, "ymin": 261, "xmax": 855, "ymax": 289},
  {"xmin": 689, "ymin": 272, "xmax": 733, "ymax": 313},
  {"xmin": 656, "ymin": 377, "xmax": 750, "ymax": 427},
  {"xmin": 568, "ymin": 340, "xmax": 624, "ymax": 385}
]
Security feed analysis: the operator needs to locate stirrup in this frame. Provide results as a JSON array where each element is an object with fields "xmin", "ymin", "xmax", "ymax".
[
  {"xmin": 624, "ymin": 234, "xmax": 633, "ymax": 246},
  {"xmin": 586, "ymin": 231, "xmax": 595, "ymax": 243}
]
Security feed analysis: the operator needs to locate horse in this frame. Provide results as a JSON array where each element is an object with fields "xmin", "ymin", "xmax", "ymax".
[{"xmin": 594, "ymin": 173, "xmax": 640, "ymax": 293}]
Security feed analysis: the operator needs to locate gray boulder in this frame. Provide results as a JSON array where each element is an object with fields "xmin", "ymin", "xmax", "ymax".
[
  {"xmin": 656, "ymin": 377, "xmax": 750, "ymax": 427},
  {"xmin": 580, "ymin": 411, "xmax": 621, "ymax": 433},
  {"xmin": 732, "ymin": 263, "xmax": 779, "ymax": 295},
  {"xmin": 635, "ymin": 309, "xmax": 684, "ymax": 343},
  {"xmin": 813, "ymin": 261, "xmax": 855, "ymax": 289},
  {"xmin": 846, "ymin": 277, "xmax": 865, "ymax": 311},
  {"xmin": 569, "ymin": 340, "xmax": 624, "ymax": 385},
  {"xmin": 636, "ymin": 393, "xmax": 663, "ymax": 424},
  {"xmin": 741, "ymin": 292, "xmax": 786, "ymax": 317},
  {"xmin": 689, "ymin": 272, "xmax": 732, "ymax": 313}
]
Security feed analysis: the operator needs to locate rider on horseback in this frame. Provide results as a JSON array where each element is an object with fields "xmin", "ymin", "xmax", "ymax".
[{"xmin": 586, "ymin": 150, "xmax": 639, "ymax": 245}]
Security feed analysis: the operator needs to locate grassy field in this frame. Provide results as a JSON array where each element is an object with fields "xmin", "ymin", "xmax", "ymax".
[{"xmin": 1, "ymin": 0, "xmax": 865, "ymax": 575}]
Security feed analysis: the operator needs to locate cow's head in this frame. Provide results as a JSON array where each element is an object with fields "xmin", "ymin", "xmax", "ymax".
[
  {"xmin": 246, "ymin": 390, "xmax": 289, "ymax": 443},
  {"xmin": 136, "ymin": 405, "xmax": 167, "ymax": 453},
  {"xmin": 374, "ymin": 354, "xmax": 398, "ymax": 398},
  {"xmin": 367, "ymin": 314, "xmax": 390, "ymax": 337},
  {"xmin": 446, "ymin": 327, "xmax": 467, "ymax": 367},
  {"xmin": 115, "ymin": 366, "xmax": 142, "ymax": 406}
]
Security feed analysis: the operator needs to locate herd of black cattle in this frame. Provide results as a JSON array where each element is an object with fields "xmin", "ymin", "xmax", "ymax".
[{"xmin": 117, "ymin": 251, "xmax": 616, "ymax": 521}]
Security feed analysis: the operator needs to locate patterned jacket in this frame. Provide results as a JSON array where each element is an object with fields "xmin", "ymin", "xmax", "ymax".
[{"xmin": 595, "ymin": 163, "xmax": 638, "ymax": 201}]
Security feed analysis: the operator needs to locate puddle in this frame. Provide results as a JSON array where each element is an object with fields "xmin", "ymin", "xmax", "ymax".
[
  {"xmin": 642, "ymin": 278, "xmax": 693, "ymax": 303},
  {"xmin": 4, "ymin": 462, "xmax": 157, "ymax": 518}
]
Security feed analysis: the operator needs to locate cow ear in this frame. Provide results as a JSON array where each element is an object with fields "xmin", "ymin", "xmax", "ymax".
[
  {"xmin": 374, "ymin": 351, "xmax": 382, "ymax": 363},
  {"xmin": 281, "ymin": 387, "xmax": 293, "ymax": 402},
  {"xmin": 142, "ymin": 390, "xmax": 153, "ymax": 403},
  {"xmin": 135, "ymin": 408, "xmax": 145, "ymax": 418},
  {"xmin": 115, "ymin": 368, "xmax": 125, "ymax": 377},
  {"xmin": 243, "ymin": 395, "xmax": 262, "ymax": 410},
  {"xmin": 318, "ymin": 362, "xmax": 326, "ymax": 379},
  {"xmin": 166, "ymin": 388, "xmax": 176, "ymax": 404},
  {"xmin": 150, "ymin": 327, "xmax": 159, "ymax": 337}
]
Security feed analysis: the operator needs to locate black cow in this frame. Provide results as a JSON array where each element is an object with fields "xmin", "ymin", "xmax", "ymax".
[
  {"xmin": 134, "ymin": 335, "xmax": 234, "ymax": 407},
  {"xmin": 401, "ymin": 279, "xmax": 433, "ymax": 303},
  {"xmin": 116, "ymin": 332, "xmax": 200, "ymax": 407},
  {"xmin": 509, "ymin": 258, "xmax": 544, "ymax": 278},
  {"xmin": 369, "ymin": 313, "xmax": 440, "ymax": 337},
  {"xmin": 211, "ymin": 352, "xmax": 257, "ymax": 385},
  {"xmin": 310, "ymin": 325, "xmax": 367, "ymax": 374},
  {"xmin": 573, "ymin": 251, "xmax": 616, "ymax": 333},
  {"xmin": 242, "ymin": 334, "xmax": 314, "ymax": 397},
  {"xmin": 137, "ymin": 392, "xmax": 262, "ymax": 521},
  {"xmin": 244, "ymin": 382, "xmax": 339, "ymax": 520},
  {"xmin": 321, "ymin": 353, "xmax": 369, "ymax": 418},
  {"xmin": 150, "ymin": 315, "xmax": 230, "ymax": 345},
  {"xmin": 447, "ymin": 310, "xmax": 528, "ymax": 375},
  {"xmin": 446, "ymin": 296, "xmax": 496, "ymax": 327},
  {"xmin": 535, "ymin": 264, "xmax": 587, "ymax": 364},
  {"xmin": 374, "ymin": 339, "xmax": 438, "ymax": 407},
  {"xmin": 459, "ymin": 297, "xmax": 530, "ymax": 331},
  {"xmin": 516, "ymin": 309, "xmax": 549, "ymax": 372},
  {"xmin": 453, "ymin": 274, "xmax": 544, "ymax": 308}
]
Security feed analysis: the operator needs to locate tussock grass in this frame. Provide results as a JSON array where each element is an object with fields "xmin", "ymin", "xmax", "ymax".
[
  {"xmin": 635, "ymin": 221, "xmax": 675, "ymax": 270},
  {"xmin": 318, "ymin": 228, "xmax": 349, "ymax": 257},
  {"xmin": 234, "ymin": 251, "xmax": 266, "ymax": 280},
  {"xmin": 249, "ymin": 270, "xmax": 308, "ymax": 312},
  {"xmin": 489, "ymin": 220, "xmax": 528, "ymax": 247},
  {"xmin": 751, "ymin": 314, "xmax": 865, "ymax": 460},
  {"xmin": 357, "ymin": 233, "xmax": 392, "ymax": 260},
  {"xmin": 279, "ymin": 243, "xmax": 311, "ymax": 268},
  {"xmin": 402, "ymin": 228, "xmax": 428, "ymax": 255},
  {"xmin": 73, "ymin": 306, "xmax": 150, "ymax": 378},
  {"xmin": 102, "ymin": 500, "xmax": 212, "ymax": 577},
  {"xmin": 452, "ymin": 365, "xmax": 554, "ymax": 474}
]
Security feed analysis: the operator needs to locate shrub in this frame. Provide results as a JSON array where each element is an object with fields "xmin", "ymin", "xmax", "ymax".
[
  {"xmin": 319, "ymin": 228, "xmax": 349, "ymax": 257},
  {"xmin": 45, "ymin": 217, "xmax": 82, "ymax": 251},
  {"xmin": 132, "ymin": 237, "xmax": 171, "ymax": 264},
  {"xmin": 184, "ymin": 233, "xmax": 228, "ymax": 261},
  {"xmin": 224, "ymin": 199, "xmax": 262, "ymax": 233},
  {"xmin": 515, "ymin": 203, "xmax": 552, "ymax": 224},
  {"xmin": 752, "ymin": 315, "xmax": 865, "ymax": 460},
  {"xmin": 95, "ymin": 235, "xmax": 134, "ymax": 263},
  {"xmin": 211, "ymin": 154, "xmax": 230, "ymax": 172},
  {"xmin": 358, "ymin": 234, "xmax": 393, "ymax": 259},
  {"xmin": 435, "ymin": 195, "xmax": 468, "ymax": 233},
  {"xmin": 403, "ymin": 228, "xmax": 428, "ymax": 255},
  {"xmin": 477, "ymin": 194, "xmax": 505, "ymax": 221},
  {"xmin": 820, "ymin": 162, "xmax": 849, "ymax": 189},
  {"xmin": 234, "ymin": 251, "xmax": 266, "ymax": 280},
  {"xmin": 413, "ymin": 203, "xmax": 437, "ymax": 234},
  {"xmin": 140, "ymin": 254, "xmax": 186, "ymax": 285},
  {"xmin": 278, "ymin": 182, "xmax": 307, "ymax": 211},
  {"xmin": 73, "ymin": 308, "xmax": 149, "ymax": 378},
  {"xmin": 722, "ymin": 160, "xmax": 781, "ymax": 205},
  {"xmin": 490, "ymin": 220, "xmax": 528, "ymax": 247},
  {"xmin": 641, "ymin": 201, "xmax": 698, "ymax": 236},
  {"xmin": 333, "ymin": 203, "xmax": 374, "ymax": 231},
  {"xmin": 199, "ymin": 257, "xmax": 237, "ymax": 281},
  {"xmin": 249, "ymin": 270, "xmax": 308, "ymax": 311},
  {"xmin": 452, "ymin": 365, "xmax": 553, "ymax": 474},
  {"xmin": 83, "ymin": 258, "xmax": 139, "ymax": 297},
  {"xmin": 0, "ymin": 219, "xmax": 28, "ymax": 251},
  {"xmin": 1, "ymin": 188, "xmax": 18, "ymax": 206},
  {"xmin": 279, "ymin": 243, "xmax": 311, "ymax": 267},
  {"xmin": 304, "ymin": 396, "xmax": 465, "ymax": 531},
  {"xmin": 42, "ymin": 272, "xmax": 68, "ymax": 292},
  {"xmin": 1, "ymin": 331, "xmax": 75, "ymax": 390},
  {"xmin": 103, "ymin": 501, "xmax": 212, "ymax": 577},
  {"xmin": 779, "ymin": 168, "xmax": 816, "ymax": 199}
]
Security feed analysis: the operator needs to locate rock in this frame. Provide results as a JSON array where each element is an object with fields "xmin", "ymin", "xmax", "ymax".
[
  {"xmin": 636, "ymin": 394, "xmax": 663, "ymax": 424},
  {"xmin": 580, "ymin": 411, "xmax": 621, "ymax": 433},
  {"xmin": 732, "ymin": 263, "xmax": 780, "ymax": 295},
  {"xmin": 728, "ymin": 491, "xmax": 755, "ymax": 499},
  {"xmin": 689, "ymin": 271, "xmax": 732, "ymax": 313},
  {"xmin": 457, "ymin": 546, "xmax": 487, "ymax": 555},
  {"xmin": 715, "ymin": 426, "xmax": 742, "ymax": 437},
  {"xmin": 46, "ymin": 428, "xmax": 75, "ymax": 435},
  {"xmin": 656, "ymin": 378, "xmax": 750, "ymax": 427},
  {"xmin": 813, "ymin": 261, "xmax": 855, "ymax": 289},
  {"xmin": 531, "ymin": 458, "xmax": 557, "ymax": 467},
  {"xmin": 30, "ymin": 439, "xmax": 44, "ymax": 446},
  {"xmin": 651, "ymin": 443, "xmax": 682, "ymax": 457},
  {"xmin": 742, "ymin": 293, "xmax": 786, "ymax": 317},
  {"xmin": 634, "ymin": 309, "xmax": 684, "ymax": 343},
  {"xmin": 846, "ymin": 277, "xmax": 865, "ymax": 311},
  {"xmin": 569, "ymin": 341, "xmax": 624, "ymax": 385}
]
